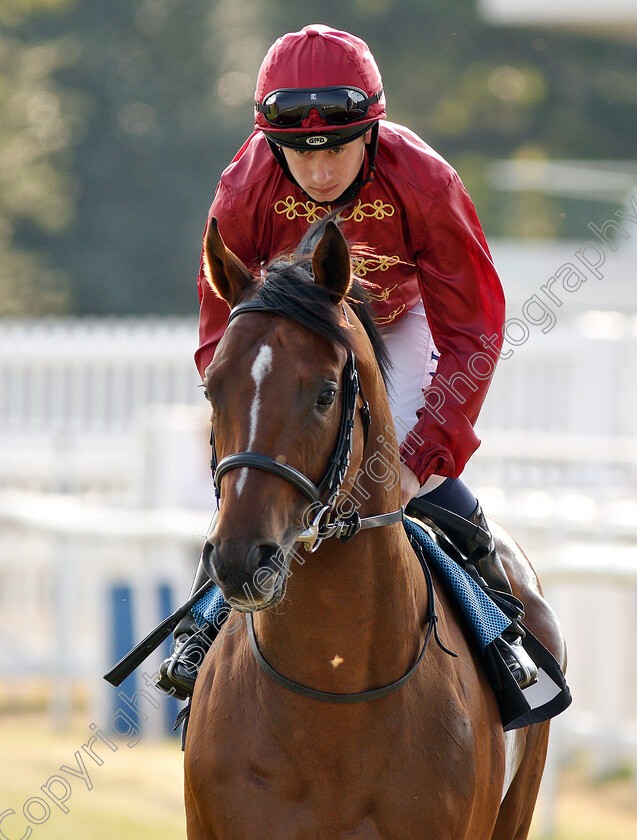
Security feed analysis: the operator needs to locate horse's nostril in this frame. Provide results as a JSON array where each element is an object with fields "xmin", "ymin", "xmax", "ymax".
[
  {"xmin": 204, "ymin": 539, "xmax": 284, "ymax": 606},
  {"xmin": 247, "ymin": 541, "xmax": 281, "ymax": 574},
  {"xmin": 201, "ymin": 539, "xmax": 217, "ymax": 580}
]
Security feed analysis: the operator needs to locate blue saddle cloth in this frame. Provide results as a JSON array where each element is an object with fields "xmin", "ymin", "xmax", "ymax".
[
  {"xmin": 403, "ymin": 517, "xmax": 512, "ymax": 648},
  {"xmin": 192, "ymin": 585, "xmax": 226, "ymax": 628},
  {"xmin": 192, "ymin": 518, "xmax": 511, "ymax": 650}
]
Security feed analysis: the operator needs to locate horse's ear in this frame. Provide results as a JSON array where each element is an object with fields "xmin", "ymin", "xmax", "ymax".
[
  {"xmin": 203, "ymin": 217, "xmax": 254, "ymax": 305},
  {"xmin": 311, "ymin": 221, "xmax": 353, "ymax": 303}
]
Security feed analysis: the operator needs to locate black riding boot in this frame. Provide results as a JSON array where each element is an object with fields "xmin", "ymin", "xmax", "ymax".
[
  {"xmin": 156, "ymin": 558, "xmax": 217, "ymax": 700},
  {"xmin": 407, "ymin": 497, "xmax": 538, "ymax": 688},
  {"xmin": 462, "ymin": 504, "xmax": 538, "ymax": 688}
]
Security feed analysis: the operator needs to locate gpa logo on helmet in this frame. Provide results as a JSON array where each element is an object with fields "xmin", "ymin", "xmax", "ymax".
[{"xmin": 306, "ymin": 135, "xmax": 328, "ymax": 146}]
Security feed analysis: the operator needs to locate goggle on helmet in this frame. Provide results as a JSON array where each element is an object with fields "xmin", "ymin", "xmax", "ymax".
[{"xmin": 254, "ymin": 25, "xmax": 386, "ymax": 151}]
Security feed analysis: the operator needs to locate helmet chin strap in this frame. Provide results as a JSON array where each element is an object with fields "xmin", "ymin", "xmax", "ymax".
[{"xmin": 265, "ymin": 122, "xmax": 380, "ymax": 207}]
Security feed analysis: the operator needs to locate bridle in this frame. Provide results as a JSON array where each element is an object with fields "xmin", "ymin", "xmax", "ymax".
[
  {"xmin": 208, "ymin": 297, "xmax": 451, "ymax": 704},
  {"xmin": 210, "ymin": 299, "xmax": 403, "ymax": 553}
]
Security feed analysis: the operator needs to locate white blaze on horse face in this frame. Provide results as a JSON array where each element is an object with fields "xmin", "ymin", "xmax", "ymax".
[{"xmin": 235, "ymin": 344, "xmax": 273, "ymax": 497}]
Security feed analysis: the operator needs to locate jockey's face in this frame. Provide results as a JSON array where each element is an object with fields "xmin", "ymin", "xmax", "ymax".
[{"xmin": 280, "ymin": 134, "xmax": 368, "ymax": 203}]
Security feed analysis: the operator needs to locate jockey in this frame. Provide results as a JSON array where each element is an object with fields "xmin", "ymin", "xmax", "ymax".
[{"xmin": 158, "ymin": 24, "xmax": 537, "ymax": 698}]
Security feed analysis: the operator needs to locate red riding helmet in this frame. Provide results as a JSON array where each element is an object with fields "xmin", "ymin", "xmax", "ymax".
[{"xmin": 254, "ymin": 24, "xmax": 386, "ymax": 151}]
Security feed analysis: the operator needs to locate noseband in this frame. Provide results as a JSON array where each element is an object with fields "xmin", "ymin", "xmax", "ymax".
[{"xmin": 210, "ymin": 299, "xmax": 402, "ymax": 551}]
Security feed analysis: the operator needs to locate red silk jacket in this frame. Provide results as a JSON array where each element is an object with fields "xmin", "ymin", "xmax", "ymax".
[{"xmin": 196, "ymin": 121, "xmax": 505, "ymax": 485}]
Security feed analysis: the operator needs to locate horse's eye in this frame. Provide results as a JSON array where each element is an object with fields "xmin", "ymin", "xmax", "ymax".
[{"xmin": 317, "ymin": 388, "xmax": 337, "ymax": 408}]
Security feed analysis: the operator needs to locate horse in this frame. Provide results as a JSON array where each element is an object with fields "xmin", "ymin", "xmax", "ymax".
[{"xmin": 183, "ymin": 217, "xmax": 567, "ymax": 840}]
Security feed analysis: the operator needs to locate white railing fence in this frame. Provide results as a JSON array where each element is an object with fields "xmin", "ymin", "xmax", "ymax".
[
  {"xmin": 2, "ymin": 314, "xmax": 637, "ymax": 494},
  {"xmin": 0, "ymin": 313, "xmax": 637, "ymax": 492},
  {"xmin": 473, "ymin": 310, "xmax": 637, "ymax": 491},
  {"xmin": 0, "ymin": 318, "xmax": 204, "ymax": 495}
]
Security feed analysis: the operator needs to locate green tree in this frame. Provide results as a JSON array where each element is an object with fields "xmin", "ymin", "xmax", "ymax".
[
  {"xmin": 28, "ymin": 0, "xmax": 265, "ymax": 316},
  {"xmin": 0, "ymin": 0, "xmax": 80, "ymax": 314}
]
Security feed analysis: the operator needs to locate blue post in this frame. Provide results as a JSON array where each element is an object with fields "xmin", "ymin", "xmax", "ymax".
[
  {"xmin": 158, "ymin": 583, "xmax": 182, "ymax": 734},
  {"xmin": 110, "ymin": 584, "xmax": 138, "ymax": 729}
]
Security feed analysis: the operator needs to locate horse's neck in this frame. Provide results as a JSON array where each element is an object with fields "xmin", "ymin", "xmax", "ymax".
[{"xmin": 254, "ymin": 408, "xmax": 427, "ymax": 695}]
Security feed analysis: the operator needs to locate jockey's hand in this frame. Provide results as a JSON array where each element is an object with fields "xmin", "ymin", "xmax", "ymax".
[{"xmin": 399, "ymin": 463, "xmax": 420, "ymax": 507}]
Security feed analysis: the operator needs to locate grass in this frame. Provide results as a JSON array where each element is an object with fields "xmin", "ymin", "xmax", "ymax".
[
  {"xmin": 0, "ymin": 713, "xmax": 185, "ymax": 840},
  {"xmin": 530, "ymin": 766, "xmax": 637, "ymax": 840},
  {"xmin": 1, "ymin": 712, "xmax": 635, "ymax": 839}
]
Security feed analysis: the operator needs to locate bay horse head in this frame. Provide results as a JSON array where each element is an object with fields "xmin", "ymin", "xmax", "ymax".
[{"xmin": 201, "ymin": 217, "xmax": 395, "ymax": 612}]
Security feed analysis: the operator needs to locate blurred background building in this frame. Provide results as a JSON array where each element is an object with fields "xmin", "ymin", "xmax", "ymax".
[{"xmin": 1, "ymin": 2, "xmax": 636, "ymax": 838}]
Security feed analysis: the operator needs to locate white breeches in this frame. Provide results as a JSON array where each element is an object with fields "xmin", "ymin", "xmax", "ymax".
[{"xmin": 380, "ymin": 300, "xmax": 445, "ymax": 494}]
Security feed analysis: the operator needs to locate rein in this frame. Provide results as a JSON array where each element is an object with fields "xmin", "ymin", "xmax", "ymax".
[{"xmin": 246, "ymin": 530, "xmax": 455, "ymax": 704}]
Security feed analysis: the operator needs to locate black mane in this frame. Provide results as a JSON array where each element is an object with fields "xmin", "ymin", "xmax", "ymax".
[{"xmin": 258, "ymin": 218, "xmax": 392, "ymax": 385}]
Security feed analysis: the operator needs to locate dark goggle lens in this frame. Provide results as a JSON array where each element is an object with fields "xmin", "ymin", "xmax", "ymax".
[
  {"xmin": 259, "ymin": 88, "xmax": 376, "ymax": 127},
  {"xmin": 321, "ymin": 97, "xmax": 367, "ymax": 125},
  {"xmin": 261, "ymin": 96, "xmax": 306, "ymax": 127}
]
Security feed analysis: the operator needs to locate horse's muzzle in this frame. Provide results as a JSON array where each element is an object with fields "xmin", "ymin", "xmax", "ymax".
[{"xmin": 202, "ymin": 537, "xmax": 288, "ymax": 612}]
